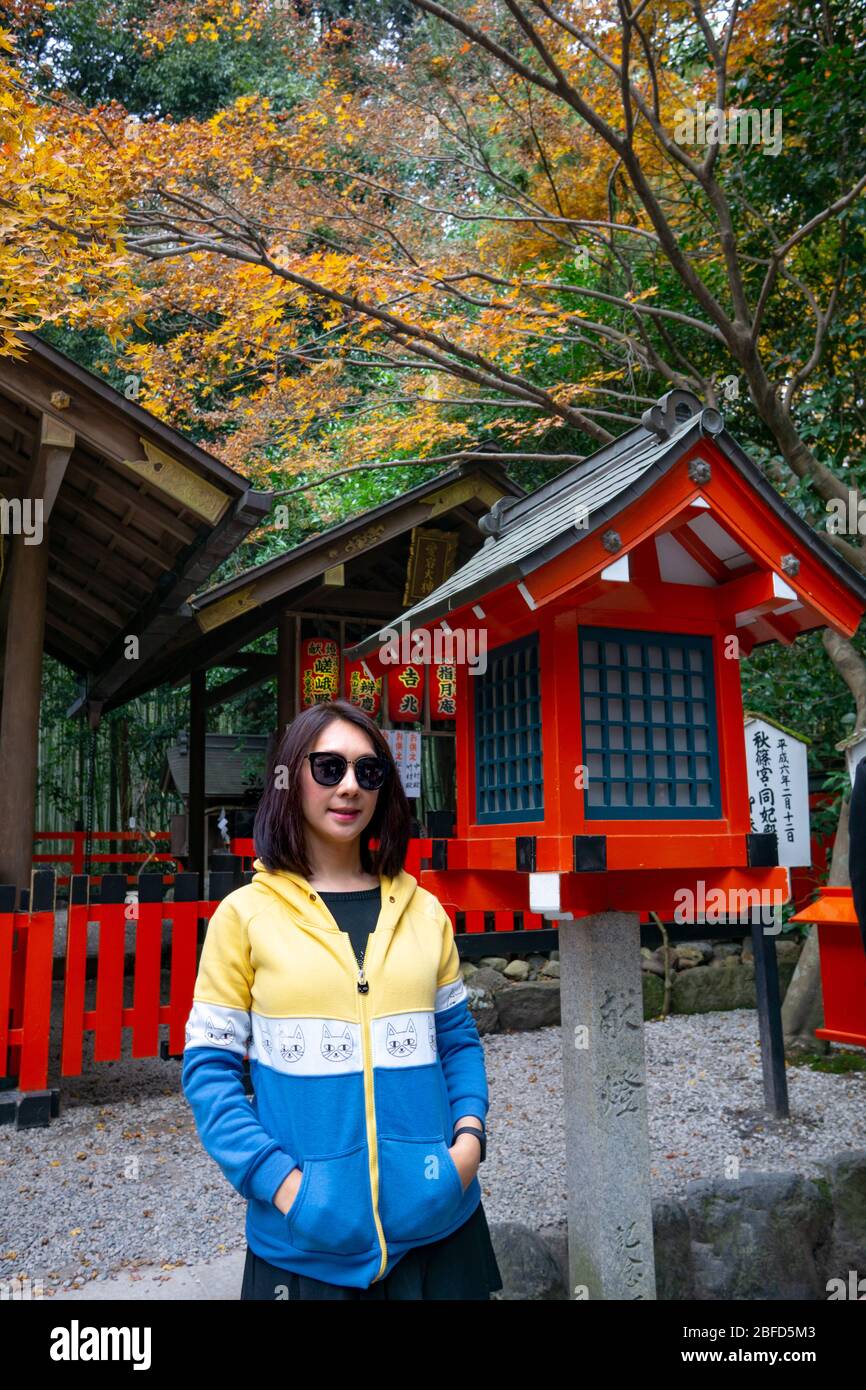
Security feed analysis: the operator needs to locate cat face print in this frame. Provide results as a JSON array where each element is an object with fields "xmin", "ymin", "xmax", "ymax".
[
  {"xmin": 204, "ymin": 1014, "xmax": 235, "ymax": 1047},
  {"xmin": 320, "ymin": 1023, "xmax": 354, "ymax": 1063},
  {"xmin": 278, "ymin": 1023, "xmax": 304, "ymax": 1063},
  {"xmin": 386, "ymin": 1018, "xmax": 417, "ymax": 1058}
]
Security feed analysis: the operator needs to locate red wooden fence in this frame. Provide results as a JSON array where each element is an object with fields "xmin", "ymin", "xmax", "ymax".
[
  {"xmin": 33, "ymin": 831, "xmax": 181, "ymax": 887},
  {"xmin": 59, "ymin": 891, "xmax": 205, "ymax": 1076},
  {"xmin": 0, "ymin": 897, "xmax": 53, "ymax": 1094},
  {"xmin": 0, "ymin": 873, "xmax": 217, "ymax": 1096}
]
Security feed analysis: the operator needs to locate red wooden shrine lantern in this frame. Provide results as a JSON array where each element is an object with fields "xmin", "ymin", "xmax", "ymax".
[
  {"xmin": 387, "ymin": 662, "xmax": 424, "ymax": 722},
  {"xmin": 429, "ymin": 661, "xmax": 457, "ymax": 720},
  {"xmin": 350, "ymin": 389, "xmax": 866, "ymax": 930},
  {"xmin": 789, "ymin": 890, "xmax": 866, "ymax": 1047},
  {"xmin": 787, "ymin": 728, "xmax": 866, "ymax": 1047},
  {"xmin": 299, "ymin": 637, "xmax": 340, "ymax": 707},
  {"xmin": 344, "ymin": 657, "xmax": 382, "ymax": 718}
]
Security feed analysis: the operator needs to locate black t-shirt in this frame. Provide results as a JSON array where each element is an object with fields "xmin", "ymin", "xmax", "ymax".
[{"xmin": 318, "ymin": 885, "xmax": 381, "ymax": 967}]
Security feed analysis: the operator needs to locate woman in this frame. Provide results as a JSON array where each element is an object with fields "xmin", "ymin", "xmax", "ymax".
[{"xmin": 182, "ymin": 698, "xmax": 502, "ymax": 1300}]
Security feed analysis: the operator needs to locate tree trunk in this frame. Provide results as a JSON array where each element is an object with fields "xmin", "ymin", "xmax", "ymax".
[
  {"xmin": 118, "ymin": 717, "xmax": 131, "ymax": 826},
  {"xmin": 781, "ymin": 793, "xmax": 850, "ymax": 1056}
]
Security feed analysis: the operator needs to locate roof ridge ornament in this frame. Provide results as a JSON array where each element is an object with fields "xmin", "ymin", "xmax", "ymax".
[
  {"xmin": 641, "ymin": 389, "xmax": 721, "ymax": 440},
  {"xmin": 477, "ymin": 493, "xmax": 520, "ymax": 540}
]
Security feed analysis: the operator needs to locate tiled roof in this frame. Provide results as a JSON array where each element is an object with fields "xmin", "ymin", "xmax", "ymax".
[{"xmin": 350, "ymin": 391, "xmax": 866, "ymax": 659}]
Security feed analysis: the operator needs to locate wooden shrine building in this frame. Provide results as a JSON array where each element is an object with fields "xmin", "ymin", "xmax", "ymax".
[{"xmin": 0, "ymin": 334, "xmax": 273, "ymax": 897}]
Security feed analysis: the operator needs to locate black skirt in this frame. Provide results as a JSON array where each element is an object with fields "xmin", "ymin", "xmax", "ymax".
[{"xmin": 240, "ymin": 1200, "xmax": 503, "ymax": 1301}]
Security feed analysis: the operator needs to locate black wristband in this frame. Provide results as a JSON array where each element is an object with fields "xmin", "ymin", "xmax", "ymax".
[{"xmin": 452, "ymin": 1125, "xmax": 486, "ymax": 1162}]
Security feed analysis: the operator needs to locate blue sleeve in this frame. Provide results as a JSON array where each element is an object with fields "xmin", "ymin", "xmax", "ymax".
[
  {"xmin": 181, "ymin": 896, "xmax": 298, "ymax": 1205},
  {"xmin": 434, "ymin": 909, "xmax": 489, "ymax": 1130}
]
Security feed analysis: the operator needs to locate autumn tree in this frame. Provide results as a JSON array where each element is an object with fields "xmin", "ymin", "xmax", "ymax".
[{"xmin": 3, "ymin": 0, "xmax": 866, "ymax": 1044}]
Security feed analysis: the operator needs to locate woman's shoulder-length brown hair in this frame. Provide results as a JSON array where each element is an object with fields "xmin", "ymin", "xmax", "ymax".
[{"xmin": 253, "ymin": 698, "xmax": 412, "ymax": 879}]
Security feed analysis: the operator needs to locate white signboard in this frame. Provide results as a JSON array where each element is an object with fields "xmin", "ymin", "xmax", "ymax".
[
  {"xmin": 383, "ymin": 729, "xmax": 422, "ymax": 798},
  {"xmin": 743, "ymin": 715, "xmax": 811, "ymax": 867}
]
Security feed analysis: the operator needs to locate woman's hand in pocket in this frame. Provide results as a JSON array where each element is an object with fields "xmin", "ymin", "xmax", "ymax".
[
  {"xmin": 447, "ymin": 1134, "xmax": 481, "ymax": 1193},
  {"xmin": 273, "ymin": 1166, "xmax": 303, "ymax": 1216}
]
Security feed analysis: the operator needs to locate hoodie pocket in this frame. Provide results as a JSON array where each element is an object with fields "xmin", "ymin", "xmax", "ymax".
[
  {"xmin": 376, "ymin": 1137, "xmax": 465, "ymax": 1244},
  {"xmin": 286, "ymin": 1144, "xmax": 377, "ymax": 1256}
]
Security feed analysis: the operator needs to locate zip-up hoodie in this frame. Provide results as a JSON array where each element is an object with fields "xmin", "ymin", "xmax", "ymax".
[{"xmin": 182, "ymin": 858, "xmax": 489, "ymax": 1288}]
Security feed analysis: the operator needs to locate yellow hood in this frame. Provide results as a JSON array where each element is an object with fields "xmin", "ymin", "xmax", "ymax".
[{"xmin": 250, "ymin": 857, "xmax": 420, "ymax": 931}]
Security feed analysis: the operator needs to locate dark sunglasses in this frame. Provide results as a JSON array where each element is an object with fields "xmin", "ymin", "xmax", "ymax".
[{"xmin": 305, "ymin": 751, "xmax": 389, "ymax": 791}]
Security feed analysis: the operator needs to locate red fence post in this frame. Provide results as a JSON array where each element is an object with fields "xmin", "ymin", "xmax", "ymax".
[
  {"xmin": 131, "ymin": 875, "xmax": 163, "ymax": 1059},
  {"xmin": 0, "ymin": 872, "xmax": 57, "ymax": 1094},
  {"xmin": 166, "ymin": 873, "xmax": 203, "ymax": 1057},
  {"xmin": 0, "ymin": 888, "xmax": 16, "ymax": 1081},
  {"xmin": 61, "ymin": 876, "xmax": 90, "ymax": 1078},
  {"xmin": 17, "ymin": 906, "xmax": 54, "ymax": 1092},
  {"xmin": 92, "ymin": 875, "xmax": 127, "ymax": 1063}
]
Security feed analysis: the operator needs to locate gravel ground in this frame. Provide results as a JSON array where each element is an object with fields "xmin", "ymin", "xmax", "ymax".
[{"xmin": 2, "ymin": 991, "xmax": 864, "ymax": 1294}]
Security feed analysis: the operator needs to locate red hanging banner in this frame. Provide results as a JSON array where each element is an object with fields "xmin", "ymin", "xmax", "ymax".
[
  {"xmin": 300, "ymin": 637, "xmax": 340, "ymax": 706},
  {"xmin": 387, "ymin": 662, "xmax": 424, "ymax": 722},
  {"xmin": 344, "ymin": 658, "xmax": 382, "ymax": 718},
  {"xmin": 429, "ymin": 662, "xmax": 457, "ymax": 720}
]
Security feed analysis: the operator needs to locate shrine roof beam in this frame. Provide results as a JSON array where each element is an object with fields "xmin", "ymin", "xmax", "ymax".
[
  {"xmin": 716, "ymin": 569, "xmax": 801, "ymax": 625},
  {"xmin": 4, "ymin": 334, "xmax": 253, "ymax": 495},
  {"xmin": 188, "ymin": 463, "xmax": 518, "ymax": 621}
]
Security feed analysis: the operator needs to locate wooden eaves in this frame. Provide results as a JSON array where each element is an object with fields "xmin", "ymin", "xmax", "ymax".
[{"xmin": 0, "ymin": 332, "xmax": 274, "ymax": 717}]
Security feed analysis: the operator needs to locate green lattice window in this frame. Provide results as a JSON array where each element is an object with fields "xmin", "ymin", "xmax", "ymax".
[
  {"xmin": 474, "ymin": 633, "xmax": 544, "ymax": 824},
  {"xmin": 580, "ymin": 626, "xmax": 721, "ymax": 818}
]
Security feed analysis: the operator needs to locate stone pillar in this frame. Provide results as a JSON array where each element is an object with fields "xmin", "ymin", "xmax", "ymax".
[{"xmin": 559, "ymin": 910, "xmax": 657, "ymax": 1299}]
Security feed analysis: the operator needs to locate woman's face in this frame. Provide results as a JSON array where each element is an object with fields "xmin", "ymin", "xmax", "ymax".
[{"xmin": 300, "ymin": 717, "xmax": 381, "ymax": 853}]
